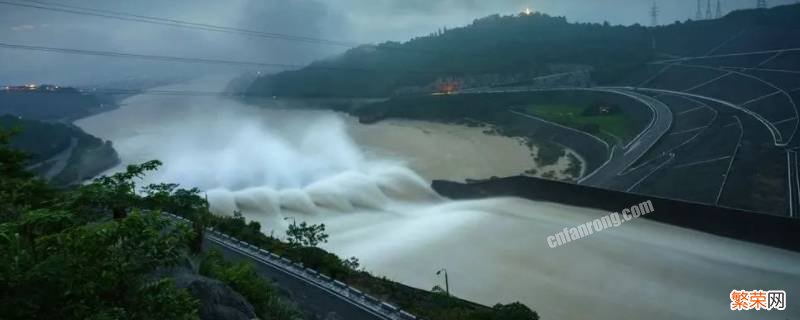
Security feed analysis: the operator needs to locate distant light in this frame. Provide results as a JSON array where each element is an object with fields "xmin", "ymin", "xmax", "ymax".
[{"xmin": 524, "ymin": 8, "xmax": 532, "ymax": 15}]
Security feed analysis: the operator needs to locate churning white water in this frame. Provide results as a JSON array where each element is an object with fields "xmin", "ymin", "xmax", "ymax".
[{"xmin": 76, "ymin": 77, "xmax": 800, "ymax": 320}]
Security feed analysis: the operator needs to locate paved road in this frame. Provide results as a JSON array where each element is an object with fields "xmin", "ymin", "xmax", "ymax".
[
  {"xmin": 632, "ymin": 80, "xmax": 787, "ymax": 147},
  {"xmin": 674, "ymin": 63, "xmax": 799, "ymax": 143},
  {"xmin": 205, "ymin": 236, "xmax": 392, "ymax": 320},
  {"xmin": 578, "ymin": 88, "xmax": 673, "ymax": 189},
  {"xmin": 454, "ymin": 86, "xmax": 673, "ymax": 188},
  {"xmin": 160, "ymin": 214, "xmax": 416, "ymax": 320}
]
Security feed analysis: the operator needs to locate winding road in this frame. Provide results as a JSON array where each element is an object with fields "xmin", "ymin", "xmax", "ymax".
[
  {"xmin": 453, "ymin": 86, "xmax": 674, "ymax": 188},
  {"xmin": 165, "ymin": 214, "xmax": 415, "ymax": 320},
  {"xmin": 578, "ymin": 88, "xmax": 673, "ymax": 189}
]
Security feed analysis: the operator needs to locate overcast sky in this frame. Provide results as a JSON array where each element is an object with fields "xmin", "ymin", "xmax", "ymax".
[{"xmin": 0, "ymin": 0, "xmax": 796, "ymax": 85}]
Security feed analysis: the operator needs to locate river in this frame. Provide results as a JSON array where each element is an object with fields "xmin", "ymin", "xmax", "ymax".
[{"xmin": 76, "ymin": 77, "xmax": 800, "ymax": 320}]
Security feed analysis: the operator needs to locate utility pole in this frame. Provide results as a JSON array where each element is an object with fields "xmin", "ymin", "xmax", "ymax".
[
  {"xmin": 757, "ymin": 0, "xmax": 767, "ymax": 8},
  {"xmin": 650, "ymin": 1, "xmax": 659, "ymax": 26},
  {"xmin": 436, "ymin": 268, "xmax": 450, "ymax": 296},
  {"xmin": 696, "ymin": 0, "xmax": 704, "ymax": 20},
  {"xmin": 716, "ymin": 0, "xmax": 723, "ymax": 19},
  {"xmin": 706, "ymin": 0, "xmax": 713, "ymax": 20}
]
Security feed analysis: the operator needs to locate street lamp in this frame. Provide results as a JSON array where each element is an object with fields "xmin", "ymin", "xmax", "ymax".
[
  {"xmin": 436, "ymin": 268, "xmax": 450, "ymax": 296},
  {"xmin": 283, "ymin": 217, "xmax": 296, "ymax": 226}
]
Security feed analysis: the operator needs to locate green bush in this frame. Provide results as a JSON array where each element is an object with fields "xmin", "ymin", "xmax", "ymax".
[
  {"xmin": 200, "ymin": 249, "xmax": 305, "ymax": 320},
  {"xmin": 0, "ymin": 130, "xmax": 198, "ymax": 319},
  {"xmin": 0, "ymin": 210, "xmax": 199, "ymax": 320}
]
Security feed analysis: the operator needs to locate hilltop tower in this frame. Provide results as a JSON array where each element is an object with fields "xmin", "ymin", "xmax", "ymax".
[
  {"xmin": 696, "ymin": 0, "xmax": 703, "ymax": 20},
  {"xmin": 650, "ymin": 1, "xmax": 659, "ymax": 26},
  {"xmin": 757, "ymin": 0, "xmax": 767, "ymax": 8},
  {"xmin": 706, "ymin": 0, "xmax": 713, "ymax": 19},
  {"xmin": 716, "ymin": 0, "xmax": 723, "ymax": 18}
]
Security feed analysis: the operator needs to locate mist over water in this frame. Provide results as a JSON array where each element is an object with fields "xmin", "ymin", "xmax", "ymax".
[
  {"xmin": 117, "ymin": 99, "xmax": 373, "ymax": 191},
  {"xmin": 76, "ymin": 77, "xmax": 800, "ymax": 320}
]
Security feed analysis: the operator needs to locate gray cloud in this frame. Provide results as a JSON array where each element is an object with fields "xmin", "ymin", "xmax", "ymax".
[{"xmin": 0, "ymin": 0, "xmax": 796, "ymax": 85}]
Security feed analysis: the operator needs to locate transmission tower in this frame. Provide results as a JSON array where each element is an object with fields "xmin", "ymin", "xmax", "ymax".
[
  {"xmin": 650, "ymin": 1, "xmax": 659, "ymax": 26},
  {"xmin": 706, "ymin": 0, "xmax": 713, "ymax": 19},
  {"xmin": 757, "ymin": 0, "xmax": 767, "ymax": 8},
  {"xmin": 696, "ymin": 0, "xmax": 704, "ymax": 20},
  {"xmin": 716, "ymin": 0, "xmax": 723, "ymax": 18}
]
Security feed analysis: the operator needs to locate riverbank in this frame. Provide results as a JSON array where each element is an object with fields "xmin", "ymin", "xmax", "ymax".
[
  {"xmin": 72, "ymin": 77, "xmax": 800, "ymax": 320},
  {"xmin": 343, "ymin": 116, "xmax": 580, "ymax": 182},
  {"xmin": 249, "ymin": 95, "xmax": 590, "ymax": 183}
]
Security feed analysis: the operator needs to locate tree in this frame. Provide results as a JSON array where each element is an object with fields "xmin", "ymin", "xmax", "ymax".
[
  {"xmin": 431, "ymin": 285, "xmax": 448, "ymax": 295},
  {"xmin": 286, "ymin": 221, "xmax": 329, "ymax": 247},
  {"xmin": 0, "ymin": 210, "xmax": 198, "ymax": 319},
  {"xmin": 200, "ymin": 250, "xmax": 305, "ymax": 320},
  {"xmin": 93, "ymin": 160, "xmax": 162, "ymax": 219},
  {"xmin": 0, "ymin": 130, "xmax": 200, "ymax": 319},
  {"xmin": 140, "ymin": 183, "xmax": 211, "ymax": 254},
  {"xmin": 58, "ymin": 160, "xmax": 163, "ymax": 221},
  {"xmin": 0, "ymin": 128, "xmax": 53, "ymax": 223},
  {"xmin": 490, "ymin": 302, "xmax": 540, "ymax": 320},
  {"xmin": 342, "ymin": 256, "xmax": 361, "ymax": 272}
]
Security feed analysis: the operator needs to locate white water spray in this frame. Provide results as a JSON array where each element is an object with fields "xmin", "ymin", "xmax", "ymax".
[{"xmin": 76, "ymin": 78, "xmax": 800, "ymax": 320}]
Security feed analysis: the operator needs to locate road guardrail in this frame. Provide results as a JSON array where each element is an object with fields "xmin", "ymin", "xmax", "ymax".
[{"xmin": 162, "ymin": 213, "xmax": 418, "ymax": 320}]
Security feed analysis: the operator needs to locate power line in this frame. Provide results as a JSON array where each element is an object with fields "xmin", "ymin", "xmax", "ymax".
[
  {"xmin": 0, "ymin": 0, "xmax": 485, "ymax": 58},
  {"xmin": 0, "ymin": 41, "xmax": 460, "ymax": 75},
  {"xmin": 0, "ymin": 0, "xmax": 355, "ymax": 47},
  {"xmin": 0, "ymin": 42, "xmax": 303, "ymax": 68}
]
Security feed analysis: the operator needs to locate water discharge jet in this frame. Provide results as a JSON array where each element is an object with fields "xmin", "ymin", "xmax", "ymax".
[{"xmin": 76, "ymin": 77, "xmax": 800, "ymax": 320}]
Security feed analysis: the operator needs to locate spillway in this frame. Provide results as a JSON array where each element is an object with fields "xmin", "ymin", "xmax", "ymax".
[{"xmin": 76, "ymin": 77, "xmax": 800, "ymax": 320}]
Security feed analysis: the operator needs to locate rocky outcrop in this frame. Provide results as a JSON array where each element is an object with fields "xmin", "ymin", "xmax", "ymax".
[
  {"xmin": 155, "ymin": 264, "xmax": 258, "ymax": 320},
  {"xmin": 173, "ymin": 273, "xmax": 258, "ymax": 320}
]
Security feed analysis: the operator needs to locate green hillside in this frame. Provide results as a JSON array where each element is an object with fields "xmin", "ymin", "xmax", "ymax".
[
  {"xmin": 248, "ymin": 12, "xmax": 654, "ymax": 97},
  {"xmin": 246, "ymin": 4, "xmax": 800, "ymax": 98},
  {"xmin": 0, "ymin": 115, "xmax": 119, "ymax": 185}
]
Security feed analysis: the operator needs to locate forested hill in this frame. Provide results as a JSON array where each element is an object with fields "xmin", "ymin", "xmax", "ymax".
[
  {"xmin": 653, "ymin": 3, "xmax": 800, "ymax": 57},
  {"xmin": 0, "ymin": 115, "xmax": 119, "ymax": 186},
  {"xmin": 0, "ymin": 86, "xmax": 102, "ymax": 121},
  {"xmin": 246, "ymin": 4, "xmax": 800, "ymax": 98}
]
